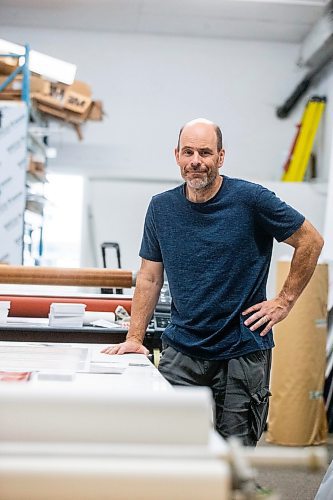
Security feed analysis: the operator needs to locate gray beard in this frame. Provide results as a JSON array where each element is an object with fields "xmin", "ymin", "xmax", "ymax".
[{"xmin": 186, "ymin": 172, "xmax": 217, "ymax": 190}]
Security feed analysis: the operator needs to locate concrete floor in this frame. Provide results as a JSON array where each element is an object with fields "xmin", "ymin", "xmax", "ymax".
[{"xmin": 254, "ymin": 433, "xmax": 333, "ymax": 499}]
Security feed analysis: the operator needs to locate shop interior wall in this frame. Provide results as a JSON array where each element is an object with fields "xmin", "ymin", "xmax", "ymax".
[
  {"xmin": 1, "ymin": 25, "xmax": 311, "ymax": 181},
  {"xmin": 1, "ymin": 25, "xmax": 332, "ymax": 291},
  {"xmin": 314, "ymin": 69, "xmax": 333, "ymax": 266}
]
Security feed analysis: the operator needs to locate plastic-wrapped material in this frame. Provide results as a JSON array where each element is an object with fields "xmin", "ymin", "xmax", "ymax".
[
  {"xmin": 315, "ymin": 459, "xmax": 333, "ymax": 500},
  {"xmin": 267, "ymin": 262, "xmax": 328, "ymax": 446}
]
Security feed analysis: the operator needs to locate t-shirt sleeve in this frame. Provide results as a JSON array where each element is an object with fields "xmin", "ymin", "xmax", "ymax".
[
  {"xmin": 255, "ymin": 185, "xmax": 305, "ymax": 242},
  {"xmin": 139, "ymin": 199, "xmax": 163, "ymax": 262}
]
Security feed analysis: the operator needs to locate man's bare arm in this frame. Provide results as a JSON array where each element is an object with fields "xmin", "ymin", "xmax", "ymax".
[
  {"xmin": 101, "ymin": 258, "xmax": 164, "ymax": 354},
  {"xmin": 242, "ymin": 219, "xmax": 324, "ymax": 336}
]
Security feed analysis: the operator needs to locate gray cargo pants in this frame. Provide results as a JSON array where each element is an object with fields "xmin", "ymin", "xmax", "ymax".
[{"xmin": 158, "ymin": 345, "xmax": 271, "ymax": 446}]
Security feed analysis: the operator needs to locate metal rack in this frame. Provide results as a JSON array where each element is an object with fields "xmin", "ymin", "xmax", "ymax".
[
  {"xmin": 0, "ymin": 43, "xmax": 46, "ymax": 266},
  {"xmin": 0, "ymin": 44, "xmax": 30, "ymax": 108}
]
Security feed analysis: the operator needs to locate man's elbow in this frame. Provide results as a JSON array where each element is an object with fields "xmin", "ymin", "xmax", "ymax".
[
  {"xmin": 318, "ymin": 234, "xmax": 324, "ymax": 252},
  {"xmin": 137, "ymin": 270, "xmax": 163, "ymax": 289},
  {"xmin": 304, "ymin": 220, "xmax": 324, "ymax": 255},
  {"xmin": 313, "ymin": 231, "xmax": 324, "ymax": 256},
  {"xmin": 319, "ymin": 234, "xmax": 324, "ymax": 249}
]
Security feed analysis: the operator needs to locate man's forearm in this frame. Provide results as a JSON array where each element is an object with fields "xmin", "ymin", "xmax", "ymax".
[
  {"xmin": 278, "ymin": 234, "xmax": 324, "ymax": 309},
  {"xmin": 126, "ymin": 272, "xmax": 163, "ymax": 344}
]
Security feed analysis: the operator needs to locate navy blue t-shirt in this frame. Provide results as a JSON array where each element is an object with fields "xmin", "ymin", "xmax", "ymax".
[{"xmin": 139, "ymin": 176, "xmax": 305, "ymax": 360}]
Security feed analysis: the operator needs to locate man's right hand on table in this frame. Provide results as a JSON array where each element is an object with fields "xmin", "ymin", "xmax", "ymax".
[{"xmin": 101, "ymin": 340, "xmax": 149, "ymax": 356}]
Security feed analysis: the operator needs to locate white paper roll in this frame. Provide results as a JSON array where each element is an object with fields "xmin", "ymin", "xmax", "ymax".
[{"xmin": 83, "ymin": 311, "xmax": 116, "ymax": 325}]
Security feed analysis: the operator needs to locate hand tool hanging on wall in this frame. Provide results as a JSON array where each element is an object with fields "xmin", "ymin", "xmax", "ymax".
[{"xmin": 282, "ymin": 96, "xmax": 326, "ymax": 182}]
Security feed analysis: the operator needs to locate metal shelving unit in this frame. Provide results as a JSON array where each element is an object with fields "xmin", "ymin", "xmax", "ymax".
[
  {"xmin": 0, "ymin": 43, "xmax": 47, "ymax": 266},
  {"xmin": 0, "ymin": 44, "xmax": 30, "ymax": 108}
]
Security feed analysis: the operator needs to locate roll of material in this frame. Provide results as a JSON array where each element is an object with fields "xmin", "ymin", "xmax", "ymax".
[
  {"xmin": 0, "ymin": 265, "xmax": 133, "ymax": 288},
  {"xmin": 83, "ymin": 311, "xmax": 116, "ymax": 325},
  {"xmin": 267, "ymin": 262, "xmax": 328, "ymax": 446}
]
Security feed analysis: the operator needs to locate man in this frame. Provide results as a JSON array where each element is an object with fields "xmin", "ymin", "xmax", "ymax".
[{"xmin": 102, "ymin": 118, "xmax": 324, "ymax": 446}]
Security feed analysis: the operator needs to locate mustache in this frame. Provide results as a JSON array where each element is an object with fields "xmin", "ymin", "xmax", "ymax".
[{"xmin": 184, "ymin": 167, "xmax": 207, "ymax": 173}]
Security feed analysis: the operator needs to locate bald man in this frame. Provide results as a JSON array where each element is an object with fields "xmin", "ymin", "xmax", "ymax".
[{"xmin": 102, "ymin": 118, "xmax": 323, "ymax": 446}]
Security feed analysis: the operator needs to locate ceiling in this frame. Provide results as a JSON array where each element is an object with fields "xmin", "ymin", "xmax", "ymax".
[{"xmin": 0, "ymin": 0, "xmax": 330, "ymax": 43}]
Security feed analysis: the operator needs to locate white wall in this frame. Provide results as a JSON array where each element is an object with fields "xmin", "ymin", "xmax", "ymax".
[
  {"xmin": 313, "ymin": 69, "xmax": 333, "ymax": 259},
  {"xmin": 1, "ymin": 26, "xmax": 309, "ymax": 181},
  {"xmin": 83, "ymin": 178, "xmax": 179, "ymax": 271}
]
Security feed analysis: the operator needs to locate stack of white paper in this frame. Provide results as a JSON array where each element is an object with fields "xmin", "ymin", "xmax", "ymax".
[
  {"xmin": 49, "ymin": 303, "xmax": 86, "ymax": 328},
  {"xmin": 0, "ymin": 301, "xmax": 11, "ymax": 324}
]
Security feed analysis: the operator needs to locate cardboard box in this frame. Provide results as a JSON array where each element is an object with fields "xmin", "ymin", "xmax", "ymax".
[
  {"xmin": 88, "ymin": 100, "xmax": 104, "ymax": 121},
  {"xmin": 266, "ymin": 261, "xmax": 328, "ymax": 446},
  {"xmin": 34, "ymin": 102, "xmax": 68, "ymax": 121},
  {"xmin": 0, "ymin": 75, "xmax": 51, "ymax": 95},
  {"xmin": 30, "ymin": 75, "xmax": 51, "ymax": 95},
  {"xmin": 0, "ymin": 91, "xmax": 20, "ymax": 101},
  {"xmin": 33, "ymin": 102, "xmax": 86, "ymax": 140},
  {"xmin": 0, "ymin": 56, "xmax": 18, "ymax": 75},
  {"xmin": 31, "ymin": 79, "xmax": 98, "ymax": 140},
  {"xmin": 64, "ymin": 80, "xmax": 91, "ymax": 114},
  {"xmin": 35, "ymin": 101, "xmax": 90, "ymax": 124},
  {"xmin": 28, "ymin": 157, "xmax": 46, "ymax": 181},
  {"xmin": 33, "ymin": 80, "xmax": 92, "ymax": 115}
]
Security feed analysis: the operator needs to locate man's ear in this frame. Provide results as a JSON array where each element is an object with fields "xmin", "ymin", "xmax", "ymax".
[
  {"xmin": 174, "ymin": 148, "xmax": 180, "ymax": 165},
  {"xmin": 219, "ymin": 149, "xmax": 225, "ymax": 166}
]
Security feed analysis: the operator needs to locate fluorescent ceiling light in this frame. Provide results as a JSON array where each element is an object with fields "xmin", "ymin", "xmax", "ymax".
[{"xmin": 0, "ymin": 39, "xmax": 76, "ymax": 85}]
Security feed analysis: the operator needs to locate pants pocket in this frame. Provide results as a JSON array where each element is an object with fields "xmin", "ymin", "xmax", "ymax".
[
  {"xmin": 161, "ymin": 340, "xmax": 170, "ymax": 350},
  {"xmin": 250, "ymin": 387, "xmax": 271, "ymax": 441}
]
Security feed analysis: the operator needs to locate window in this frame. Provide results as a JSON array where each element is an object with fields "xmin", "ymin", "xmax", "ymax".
[{"xmin": 41, "ymin": 174, "xmax": 83, "ymax": 268}]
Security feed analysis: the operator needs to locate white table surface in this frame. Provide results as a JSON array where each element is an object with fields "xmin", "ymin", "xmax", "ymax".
[{"xmin": 0, "ymin": 341, "xmax": 170, "ymax": 392}]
